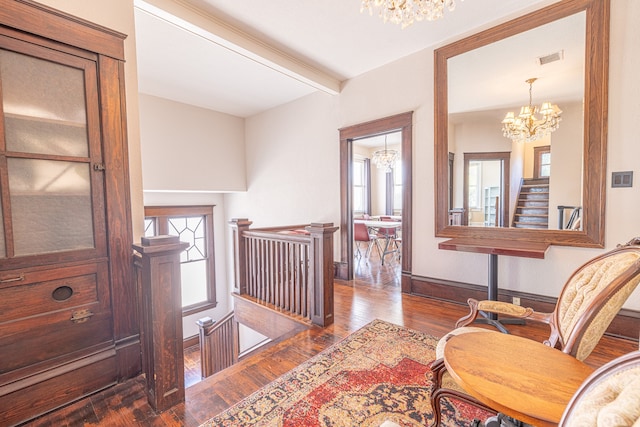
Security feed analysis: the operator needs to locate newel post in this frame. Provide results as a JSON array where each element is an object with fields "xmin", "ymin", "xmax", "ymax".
[
  {"xmin": 132, "ymin": 235, "xmax": 188, "ymax": 413},
  {"xmin": 196, "ymin": 316, "xmax": 215, "ymax": 379},
  {"xmin": 229, "ymin": 218, "xmax": 253, "ymax": 294},
  {"xmin": 307, "ymin": 222, "xmax": 339, "ymax": 326}
]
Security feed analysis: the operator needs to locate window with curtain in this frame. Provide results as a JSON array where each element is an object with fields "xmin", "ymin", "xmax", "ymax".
[
  {"xmin": 353, "ymin": 157, "xmax": 371, "ymax": 215},
  {"xmin": 384, "ymin": 158, "xmax": 403, "ymax": 216},
  {"xmin": 393, "ymin": 158, "xmax": 402, "ymax": 215},
  {"xmin": 144, "ymin": 205, "xmax": 217, "ymax": 316}
]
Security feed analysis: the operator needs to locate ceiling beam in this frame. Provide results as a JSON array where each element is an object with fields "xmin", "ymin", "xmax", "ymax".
[{"xmin": 134, "ymin": 0, "xmax": 341, "ymax": 95}]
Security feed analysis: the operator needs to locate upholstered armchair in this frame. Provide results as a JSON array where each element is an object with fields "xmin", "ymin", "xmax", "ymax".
[
  {"xmin": 560, "ymin": 350, "xmax": 640, "ymax": 426},
  {"xmin": 430, "ymin": 237, "xmax": 640, "ymax": 427}
]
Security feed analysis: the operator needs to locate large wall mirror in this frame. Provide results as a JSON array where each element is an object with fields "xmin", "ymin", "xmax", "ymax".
[{"xmin": 435, "ymin": 0, "xmax": 609, "ymax": 247}]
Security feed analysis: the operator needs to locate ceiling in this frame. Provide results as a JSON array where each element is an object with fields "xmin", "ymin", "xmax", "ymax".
[{"xmin": 134, "ymin": 0, "xmax": 560, "ymax": 119}]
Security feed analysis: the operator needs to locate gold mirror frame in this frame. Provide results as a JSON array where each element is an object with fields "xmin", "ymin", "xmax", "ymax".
[{"xmin": 434, "ymin": 0, "xmax": 609, "ymax": 247}]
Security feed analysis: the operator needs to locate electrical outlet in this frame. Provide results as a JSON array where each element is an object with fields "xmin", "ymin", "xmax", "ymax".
[{"xmin": 512, "ymin": 297, "xmax": 521, "ymax": 306}]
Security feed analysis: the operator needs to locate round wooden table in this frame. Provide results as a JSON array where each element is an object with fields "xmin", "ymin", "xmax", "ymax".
[{"xmin": 443, "ymin": 331, "xmax": 594, "ymax": 426}]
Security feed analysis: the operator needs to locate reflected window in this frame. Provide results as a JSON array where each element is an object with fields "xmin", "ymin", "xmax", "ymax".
[
  {"xmin": 468, "ymin": 161, "xmax": 481, "ymax": 209},
  {"xmin": 534, "ymin": 145, "xmax": 551, "ymax": 179}
]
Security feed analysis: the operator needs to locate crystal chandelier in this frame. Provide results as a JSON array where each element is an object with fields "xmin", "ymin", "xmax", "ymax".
[
  {"xmin": 361, "ymin": 0, "xmax": 461, "ymax": 28},
  {"xmin": 502, "ymin": 78, "xmax": 562, "ymax": 143},
  {"xmin": 372, "ymin": 135, "xmax": 399, "ymax": 173}
]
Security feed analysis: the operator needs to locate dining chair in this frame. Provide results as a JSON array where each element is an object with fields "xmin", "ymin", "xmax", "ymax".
[
  {"xmin": 430, "ymin": 237, "xmax": 640, "ymax": 427},
  {"xmin": 354, "ymin": 221, "xmax": 380, "ymax": 259},
  {"xmin": 377, "ymin": 216, "xmax": 398, "ymax": 239},
  {"xmin": 377, "ymin": 216, "xmax": 400, "ymax": 264}
]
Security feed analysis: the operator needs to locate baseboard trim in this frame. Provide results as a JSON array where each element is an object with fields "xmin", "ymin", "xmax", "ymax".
[
  {"xmin": 183, "ymin": 335, "xmax": 199, "ymax": 350},
  {"xmin": 334, "ymin": 261, "xmax": 348, "ymax": 280},
  {"xmin": 409, "ymin": 275, "xmax": 639, "ymax": 342}
]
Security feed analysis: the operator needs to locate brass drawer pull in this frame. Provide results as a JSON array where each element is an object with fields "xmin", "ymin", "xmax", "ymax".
[
  {"xmin": 70, "ymin": 309, "xmax": 94, "ymax": 324},
  {"xmin": 0, "ymin": 274, "xmax": 25, "ymax": 284}
]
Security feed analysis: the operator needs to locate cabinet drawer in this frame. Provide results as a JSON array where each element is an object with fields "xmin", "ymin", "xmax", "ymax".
[
  {"xmin": 0, "ymin": 263, "xmax": 106, "ymax": 322},
  {"xmin": 0, "ymin": 262, "xmax": 113, "ymax": 375}
]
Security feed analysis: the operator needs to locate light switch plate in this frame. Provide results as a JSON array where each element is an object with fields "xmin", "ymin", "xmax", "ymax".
[{"xmin": 612, "ymin": 171, "xmax": 633, "ymax": 188}]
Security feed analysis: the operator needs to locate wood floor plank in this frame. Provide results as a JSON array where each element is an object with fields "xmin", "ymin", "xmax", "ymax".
[{"xmin": 23, "ymin": 254, "xmax": 638, "ymax": 426}]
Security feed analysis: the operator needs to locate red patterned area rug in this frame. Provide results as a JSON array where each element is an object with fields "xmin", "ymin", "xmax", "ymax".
[{"xmin": 201, "ymin": 319, "xmax": 492, "ymax": 426}]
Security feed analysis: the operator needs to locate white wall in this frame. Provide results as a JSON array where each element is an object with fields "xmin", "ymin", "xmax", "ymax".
[
  {"xmin": 139, "ymin": 94, "xmax": 246, "ymax": 192},
  {"xmin": 224, "ymin": 91, "xmax": 340, "ymax": 229},
  {"xmin": 546, "ymin": 101, "xmax": 583, "ymax": 228},
  {"xmin": 225, "ymin": 0, "xmax": 640, "ymax": 310}
]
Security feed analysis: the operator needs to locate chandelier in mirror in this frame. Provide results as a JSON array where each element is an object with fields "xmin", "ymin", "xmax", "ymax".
[
  {"xmin": 502, "ymin": 78, "xmax": 562, "ymax": 143},
  {"xmin": 361, "ymin": 0, "xmax": 460, "ymax": 28},
  {"xmin": 372, "ymin": 135, "xmax": 399, "ymax": 173}
]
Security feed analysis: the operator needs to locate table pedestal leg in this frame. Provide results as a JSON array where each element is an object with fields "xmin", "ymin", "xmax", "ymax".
[{"xmin": 474, "ymin": 254, "xmax": 524, "ymax": 333}]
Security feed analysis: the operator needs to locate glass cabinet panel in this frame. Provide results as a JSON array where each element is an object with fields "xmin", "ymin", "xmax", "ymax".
[
  {"xmin": 0, "ymin": 49, "xmax": 89, "ymax": 157},
  {"xmin": 8, "ymin": 158, "xmax": 94, "ymax": 256},
  {"xmin": 0, "ymin": 42, "xmax": 101, "ymax": 261}
]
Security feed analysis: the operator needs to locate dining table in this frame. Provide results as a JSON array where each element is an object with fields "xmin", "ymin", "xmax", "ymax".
[{"xmin": 354, "ymin": 219, "xmax": 401, "ymax": 264}]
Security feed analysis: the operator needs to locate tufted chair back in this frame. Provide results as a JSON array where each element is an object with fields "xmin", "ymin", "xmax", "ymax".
[
  {"xmin": 560, "ymin": 351, "xmax": 640, "ymax": 426},
  {"xmin": 554, "ymin": 242, "xmax": 640, "ymax": 361}
]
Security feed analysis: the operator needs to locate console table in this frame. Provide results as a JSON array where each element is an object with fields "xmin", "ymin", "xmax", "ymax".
[{"xmin": 438, "ymin": 238, "xmax": 549, "ymax": 332}]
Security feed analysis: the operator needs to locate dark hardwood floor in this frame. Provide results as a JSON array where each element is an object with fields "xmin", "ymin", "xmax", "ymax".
[
  {"xmin": 184, "ymin": 344, "xmax": 202, "ymax": 389},
  {"xmin": 23, "ymin": 252, "xmax": 638, "ymax": 426}
]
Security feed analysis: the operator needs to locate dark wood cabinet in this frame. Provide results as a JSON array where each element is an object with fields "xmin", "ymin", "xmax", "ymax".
[{"xmin": 0, "ymin": 1, "xmax": 136, "ymax": 425}]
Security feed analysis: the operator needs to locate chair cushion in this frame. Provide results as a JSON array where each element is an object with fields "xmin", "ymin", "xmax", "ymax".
[{"xmin": 564, "ymin": 366, "xmax": 640, "ymax": 427}]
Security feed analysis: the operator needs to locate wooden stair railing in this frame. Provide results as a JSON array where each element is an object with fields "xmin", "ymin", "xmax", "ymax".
[
  {"xmin": 197, "ymin": 312, "xmax": 238, "ymax": 379},
  {"xmin": 198, "ymin": 296, "xmax": 311, "ymax": 378},
  {"xmin": 230, "ymin": 219, "xmax": 339, "ymax": 327},
  {"xmin": 198, "ymin": 220, "xmax": 337, "ymax": 379},
  {"xmin": 558, "ymin": 205, "xmax": 582, "ymax": 229}
]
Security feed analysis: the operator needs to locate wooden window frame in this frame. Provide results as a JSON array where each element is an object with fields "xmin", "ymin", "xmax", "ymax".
[
  {"xmin": 534, "ymin": 145, "xmax": 551, "ymax": 179},
  {"xmin": 144, "ymin": 205, "xmax": 217, "ymax": 316}
]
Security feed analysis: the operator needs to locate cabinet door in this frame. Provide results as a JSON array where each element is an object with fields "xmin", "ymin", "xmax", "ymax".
[
  {"xmin": 0, "ymin": 34, "xmax": 107, "ymax": 269},
  {"xmin": 0, "ymin": 4, "xmax": 131, "ymax": 424}
]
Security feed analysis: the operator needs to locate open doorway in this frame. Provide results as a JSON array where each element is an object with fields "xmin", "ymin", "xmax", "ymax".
[
  {"xmin": 338, "ymin": 112, "xmax": 413, "ymax": 291},
  {"xmin": 462, "ymin": 152, "xmax": 510, "ymax": 227},
  {"xmin": 352, "ymin": 132, "xmax": 403, "ymax": 287}
]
